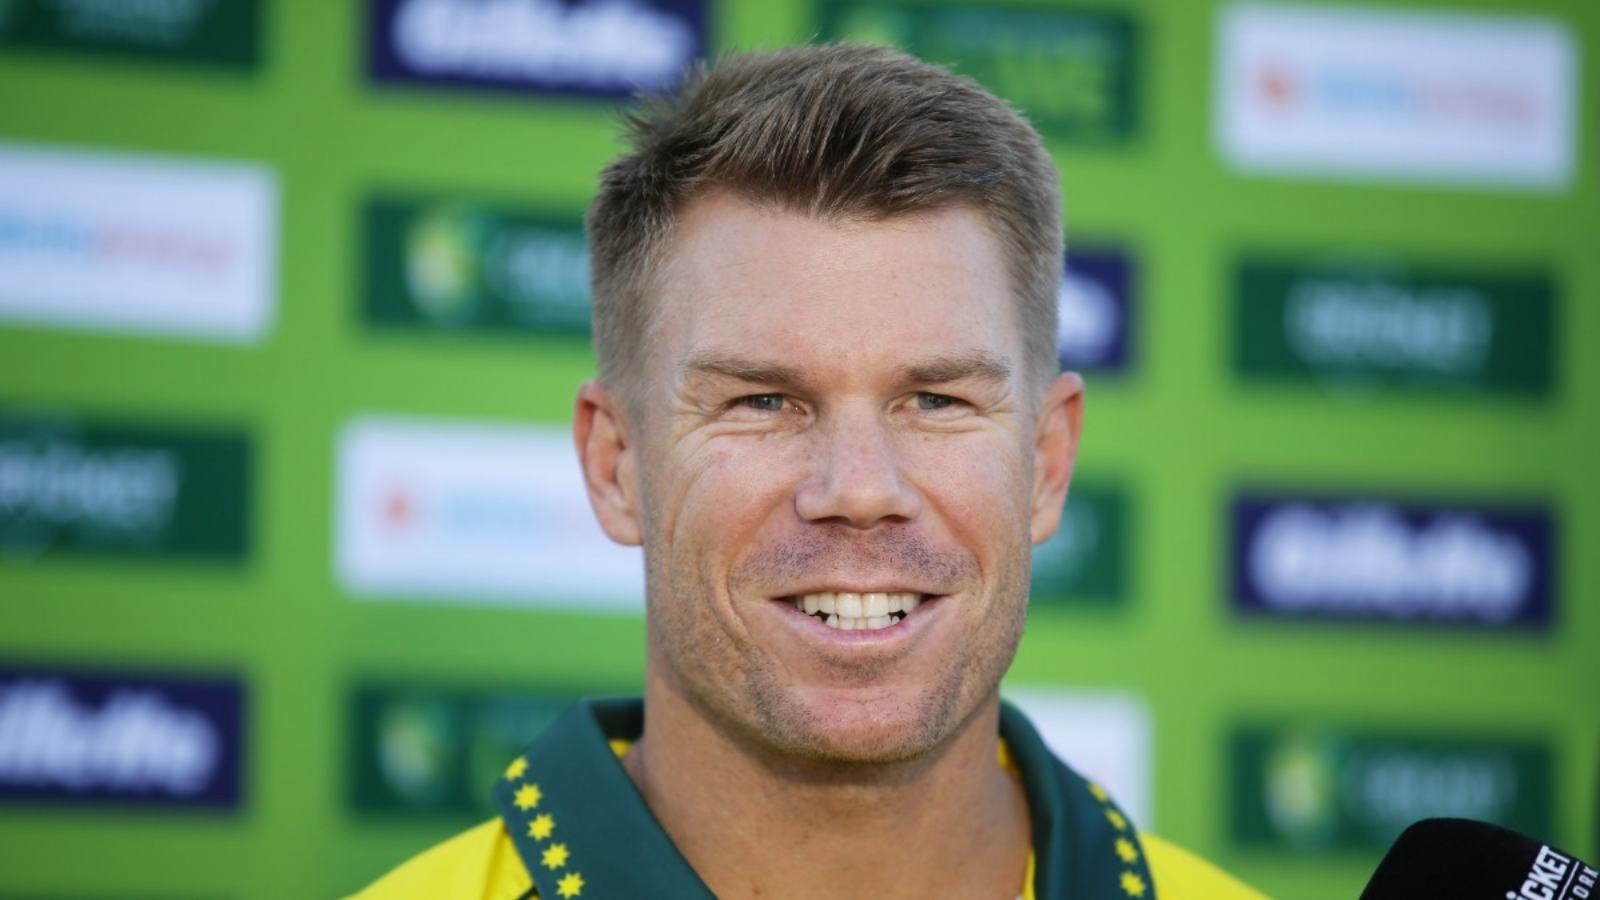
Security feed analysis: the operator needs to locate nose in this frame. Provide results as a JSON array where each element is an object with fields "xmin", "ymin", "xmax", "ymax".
[{"xmin": 793, "ymin": 409, "xmax": 922, "ymax": 528}]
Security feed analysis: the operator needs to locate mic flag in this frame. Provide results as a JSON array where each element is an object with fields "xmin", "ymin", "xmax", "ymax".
[{"xmin": 1360, "ymin": 818, "xmax": 1597, "ymax": 900}]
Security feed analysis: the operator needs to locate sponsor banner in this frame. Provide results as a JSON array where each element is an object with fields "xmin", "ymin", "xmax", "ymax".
[
  {"xmin": 1060, "ymin": 246, "xmax": 1135, "ymax": 374},
  {"xmin": 365, "ymin": 0, "xmax": 707, "ymax": 101},
  {"xmin": 349, "ymin": 682, "xmax": 586, "ymax": 817},
  {"xmin": 1235, "ymin": 255, "xmax": 1555, "ymax": 397},
  {"xmin": 819, "ymin": 1, "xmax": 1139, "ymax": 142},
  {"xmin": 335, "ymin": 417, "xmax": 644, "ymax": 609},
  {"xmin": 1030, "ymin": 481, "xmax": 1128, "ymax": 608},
  {"xmin": 1231, "ymin": 724, "xmax": 1552, "ymax": 852},
  {"xmin": 1215, "ymin": 4, "xmax": 1576, "ymax": 189},
  {"xmin": 1231, "ymin": 492, "xmax": 1554, "ymax": 629},
  {"xmin": 0, "ymin": 663, "xmax": 245, "ymax": 810},
  {"xmin": 0, "ymin": 409, "xmax": 251, "ymax": 564},
  {"xmin": 1003, "ymin": 687, "xmax": 1152, "ymax": 827},
  {"xmin": 363, "ymin": 197, "xmax": 590, "ymax": 336},
  {"xmin": 0, "ymin": 141, "xmax": 278, "ymax": 342},
  {"xmin": 0, "ymin": 0, "xmax": 261, "ymax": 69}
]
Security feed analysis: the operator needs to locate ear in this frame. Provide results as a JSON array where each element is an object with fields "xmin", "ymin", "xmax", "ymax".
[
  {"xmin": 1030, "ymin": 371, "xmax": 1085, "ymax": 545},
  {"xmin": 573, "ymin": 379, "xmax": 643, "ymax": 546}
]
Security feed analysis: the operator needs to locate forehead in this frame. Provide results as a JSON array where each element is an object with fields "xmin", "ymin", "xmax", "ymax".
[{"xmin": 653, "ymin": 191, "xmax": 1021, "ymax": 383}]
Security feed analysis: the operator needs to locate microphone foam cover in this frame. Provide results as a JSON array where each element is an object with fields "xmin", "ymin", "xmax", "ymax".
[{"xmin": 1361, "ymin": 818, "xmax": 1598, "ymax": 900}]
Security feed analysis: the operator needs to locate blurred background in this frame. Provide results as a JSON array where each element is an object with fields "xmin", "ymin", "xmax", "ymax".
[{"xmin": 0, "ymin": 0, "xmax": 1595, "ymax": 897}]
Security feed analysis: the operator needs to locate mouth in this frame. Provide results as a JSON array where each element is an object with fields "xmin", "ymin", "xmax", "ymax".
[{"xmin": 780, "ymin": 591, "xmax": 928, "ymax": 632}]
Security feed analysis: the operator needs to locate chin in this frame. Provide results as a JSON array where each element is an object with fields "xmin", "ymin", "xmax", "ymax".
[{"xmin": 749, "ymin": 680, "xmax": 966, "ymax": 766}]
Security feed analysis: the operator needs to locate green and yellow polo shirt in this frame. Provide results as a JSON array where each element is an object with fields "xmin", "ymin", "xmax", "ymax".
[{"xmin": 351, "ymin": 698, "xmax": 1264, "ymax": 899}]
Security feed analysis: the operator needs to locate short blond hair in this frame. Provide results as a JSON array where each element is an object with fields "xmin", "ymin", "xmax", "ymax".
[{"xmin": 586, "ymin": 43, "xmax": 1063, "ymax": 399}]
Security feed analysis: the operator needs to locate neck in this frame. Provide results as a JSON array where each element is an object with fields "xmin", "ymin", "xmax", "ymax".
[{"xmin": 623, "ymin": 676, "xmax": 1031, "ymax": 900}]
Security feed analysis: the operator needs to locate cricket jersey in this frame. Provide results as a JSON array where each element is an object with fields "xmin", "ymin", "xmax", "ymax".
[{"xmin": 351, "ymin": 698, "xmax": 1265, "ymax": 899}]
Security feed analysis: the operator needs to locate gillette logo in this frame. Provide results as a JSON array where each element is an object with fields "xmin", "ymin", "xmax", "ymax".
[
  {"xmin": 368, "ymin": 0, "xmax": 706, "ymax": 100},
  {"xmin": 1231, "ymin": 493, "xmax": 1554, "ymax": 629},
  {"xmin": 1505, "ymin": 845, "xmax": 1597, "ymax": 900},
  {"xmin": 0, "ymin": 666, "xmax": 244, "ymax": 809}
]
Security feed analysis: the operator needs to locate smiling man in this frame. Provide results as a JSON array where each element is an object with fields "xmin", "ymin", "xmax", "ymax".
[{"xmin": 353, "ymin": 44, "xmax": 1261, "ymax": 899}]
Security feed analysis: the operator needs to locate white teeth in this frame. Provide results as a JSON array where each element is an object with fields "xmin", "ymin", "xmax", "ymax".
[{"xmin": 790, "ymin": 592, "xmax": 926, "ymax": 631}]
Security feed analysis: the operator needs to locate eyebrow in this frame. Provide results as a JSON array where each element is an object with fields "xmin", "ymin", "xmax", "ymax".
[
  {"xmin": 683, "ymin": 354, "xmax": 808, "ymax": 390},
  {"xmin": 896, "ymin": 351, "xmax": 1013, "ymax": 386},
  {"xmin": 681, "ymin": 349, "xmax": 1012, "ymax": 391}
]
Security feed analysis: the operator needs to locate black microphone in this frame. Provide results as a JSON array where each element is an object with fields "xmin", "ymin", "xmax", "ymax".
[{"xmin": 1361, "ymin": 818, "xmax": 1598, "ymax": 900}]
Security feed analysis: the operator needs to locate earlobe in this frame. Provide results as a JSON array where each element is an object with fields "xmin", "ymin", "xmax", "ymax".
[
  {"xmin": 573, "ymin": 380, "xmax": 643, "ymax": 546},
  {"xmin": 1030, "ymin": 372, "xmax": 1084, "ymax": 545}
]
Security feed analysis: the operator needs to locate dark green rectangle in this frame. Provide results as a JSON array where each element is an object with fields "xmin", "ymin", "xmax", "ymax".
[
  {"xmin": 348, "ymin": 683, "xmax": 581, "ymax": 819},
  {"xmin": 1230, "ymin": 724, "xmax": 1553, "ymax": 853},
  {"xmin": 1234, "ymin": 256, "xmax": 1556, "ymax": 397},
  {"xmin": 1029, "ymin": 481, "xmax": 1127, "ymax": 608},
  {"xmin": 0, "ymin": 0, "xmax": 261, "ymax": 70},
  {"xmin": 0, "ymin": 409, "xmax": 251, "ymax": 564},
  {"xmin": 818, "ymin": 1, "xmax": 1139, "ymax": 143},
  {"xmin": 362, "ymin": 197, "xmax": 592, "ymax": 338}
]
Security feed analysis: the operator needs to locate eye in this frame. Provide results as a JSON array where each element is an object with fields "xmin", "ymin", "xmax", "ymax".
[
  {"xmin": 736, "ymin": 393, "xmax": 788, "ymax": 412},
  {"xmin": 914, "ymin": 392, "xmax": 959, "ymax": 411}
]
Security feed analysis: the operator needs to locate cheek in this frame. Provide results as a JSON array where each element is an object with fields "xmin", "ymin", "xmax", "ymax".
[
  {"xmin": 905, "ymin": 433, "xmax": 1031, "ymax": 537},
  {"xmin": 657, "ymin": 439, "xmax": 806, "ymax": 572}
]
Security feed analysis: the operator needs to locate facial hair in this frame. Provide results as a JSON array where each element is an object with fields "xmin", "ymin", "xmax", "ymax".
[{"xmin": 648, "ymin": 519, "xmax": 1031, "ymax": 766}]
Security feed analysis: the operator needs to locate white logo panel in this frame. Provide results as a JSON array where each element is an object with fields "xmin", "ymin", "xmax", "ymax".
[
  {"xmin": 1215, "ymin": 4, "xmax": 1576, "ymax": 189},
  {"xmin": 336, "ymin": 417, "xmax": 644, "ymax": 611},
  {"xmin": 0, "ymin": 141, "xmax": 278, "ymax": 340}
]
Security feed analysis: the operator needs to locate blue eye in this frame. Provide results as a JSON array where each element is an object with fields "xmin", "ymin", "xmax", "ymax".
[
  {"xmin": 916, "ymin": 393, "xmax": 956, "ymax": 410},
  {"xmin": 739, "ymin": 394, "xmax": 787, "ymax": 412}
]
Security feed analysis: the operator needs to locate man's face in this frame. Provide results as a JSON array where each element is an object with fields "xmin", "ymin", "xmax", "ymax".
[{"xmin": 588, "ymin": 191, "xmax": 1077, "ymax": 763}]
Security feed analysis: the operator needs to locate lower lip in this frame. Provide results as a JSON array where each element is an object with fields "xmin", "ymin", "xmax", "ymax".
[{"xmin": 769, "ymin": 595, "xmax": 946, "ymax": 645}]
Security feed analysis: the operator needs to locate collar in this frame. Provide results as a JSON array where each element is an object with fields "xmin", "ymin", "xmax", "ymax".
[
  {"xmin": 997, "ymin": 701, "xmax": 1158, "ymax": 899},
  {"xmin": 492, "ymin": 697, "xmax": 1156, "ymax": 899}
]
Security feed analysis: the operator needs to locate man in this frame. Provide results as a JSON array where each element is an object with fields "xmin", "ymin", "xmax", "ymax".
[{"xmin": 354, "ymin": 44, "xmax": 1261, "ymax": 899}]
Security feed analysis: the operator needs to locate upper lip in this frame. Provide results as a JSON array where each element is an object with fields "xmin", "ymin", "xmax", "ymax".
[{"xmin": 774, "ymin": 584, "xmax": 946, "ymax": 598}]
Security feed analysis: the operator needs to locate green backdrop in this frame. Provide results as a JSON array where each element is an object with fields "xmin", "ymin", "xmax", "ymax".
[{"xmin": 1, "ymin": 1, "xmax": 1595, "ymax": 898}]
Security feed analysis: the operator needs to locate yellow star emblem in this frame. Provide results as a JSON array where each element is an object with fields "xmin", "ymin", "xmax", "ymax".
[
  {"xmin": 542, "ymin": 842, "xmax": 570, "ymax": 870},
  {"xmin": 1105, "ymin": 808, "xmax": 1127, "ymax": 831},
  {"xmin": 1115, "ymin": 837, "xmax": 1139, "ymax": 863},
  {"xmin": 1120, "ymin": 871, "xmax": 1147, "ymax": 897},
  {"xmin": 557, "ymin": 871, "xmax": 585, "ymax": 897},
  {"xmin": 528, "ymin": 813, "xmax": 555, "ymax": 840},
  {"xmin": 1088, "ymin": 782, "xmax": 1109, "ymax": 803},
  {"xmin": 504, "ymin": 757, "xmax": 527, "ymax": 780},
  {"xmin": 513, "ymin": 783, "xmax": 542, "ymax": 811}
]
